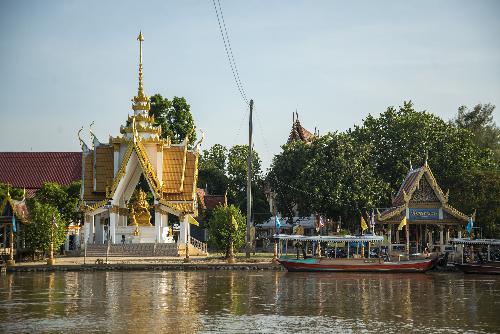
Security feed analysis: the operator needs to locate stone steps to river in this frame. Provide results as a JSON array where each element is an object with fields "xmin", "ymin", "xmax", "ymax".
[{"xmin": 84, "ymin": 243, "xmax": 179, "ymax": 257}]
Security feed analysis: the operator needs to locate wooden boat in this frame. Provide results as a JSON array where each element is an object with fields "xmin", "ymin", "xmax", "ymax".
[
  {"xmin": 453, "ymin": 262, "xmax": 500, "ymax": 275},
  {"xmin": 450, "ymin": 238, "xmax": 500, "ymax": 275},
  {"xmin": 275, "ymin": 234, "xmax": 435, "ymax": 273},
  {"xmin": 278, "ymin": 257, "xmax": 434, "ymax": 273}
]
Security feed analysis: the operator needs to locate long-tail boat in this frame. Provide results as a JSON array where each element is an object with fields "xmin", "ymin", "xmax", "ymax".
[
  {"xmin": 275, "ymin": 234, "xmax": 434, "ymax": 273},
  {"xmin": 450, "ymin": 238, "xmax": 500, "ymax": 275}
]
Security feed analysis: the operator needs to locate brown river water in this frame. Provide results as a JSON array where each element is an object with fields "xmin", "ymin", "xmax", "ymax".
[{"xmin": 1, "ymin": 271, "xmax": 499, "ymax": 333}]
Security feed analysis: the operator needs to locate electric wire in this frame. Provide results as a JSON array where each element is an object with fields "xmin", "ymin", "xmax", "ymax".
[{"xmin": 212, "ymin": 0, "xmax": 249, "ymax": 106}]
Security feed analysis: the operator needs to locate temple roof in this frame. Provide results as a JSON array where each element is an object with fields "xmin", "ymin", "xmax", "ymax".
[
  {"xmin": 0, "ymin": 152, "xmax": 82, "ymax": 197},
  {"xmin": 0, "ymin": 195, "xmax": 30, "ymax": 223},
  {"xmin": 287, "ymin": 118, "xmax": 315, "ymax": 144},
  {"xmin": 378, "ymin": 162, "xmax": 470, "ymax": 223}
]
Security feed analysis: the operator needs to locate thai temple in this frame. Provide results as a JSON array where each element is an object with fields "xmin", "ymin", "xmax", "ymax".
[
  {"xmin": 79, "ymin": 32, "xmax": 202, "ymax": 251},
  {"xmin": 377, "ymin": 159, "xmax": 472, "ymax": 253}
]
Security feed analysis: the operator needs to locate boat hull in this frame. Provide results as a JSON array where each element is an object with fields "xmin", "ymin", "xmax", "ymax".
[
  {"xmin": 454, "ymin": 262, "xmax": 500, "ymax": 275},
  {"xmin": 278, "ymin": 258, "xmax": 434, "ymax": 273}
]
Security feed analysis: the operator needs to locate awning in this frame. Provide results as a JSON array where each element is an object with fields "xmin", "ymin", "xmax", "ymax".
[
  {"xmin": 274, "ymin": 234, "xmax": 384, "ymax": 243},
  {"xmin": 450, "ymin": 238, "xmax": 500, "ymax": 246}
]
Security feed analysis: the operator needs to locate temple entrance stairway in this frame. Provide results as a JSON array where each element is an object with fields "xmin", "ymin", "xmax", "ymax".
[{"xmin": 84, "ymin": 243, "xmax": 179, "ymax": 257}]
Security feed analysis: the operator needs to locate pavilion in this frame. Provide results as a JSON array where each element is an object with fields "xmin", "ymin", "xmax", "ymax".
[
  {"xmin": 79, "ymin": 32, "xmax": 205, "ymax": 255},
  {"xmin": 376, "ymin": 160, "xmax": 473, "ymax": 253}
]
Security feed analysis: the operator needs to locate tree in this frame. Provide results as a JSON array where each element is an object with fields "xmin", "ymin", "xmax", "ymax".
[
  {"xmin": 268, "ymin": 140, "xmax": 312, "ymax": 219},
  {"xmin": 0, "ymin": 183, "xmax": 24, "ymax": 203},
  {"xmin": 23, "ymin": 202, "xmax": 66, "ymax": 253},
  {"xmin": 149, "ymin": 94, "xmax": 197, "ymax": 146},
  {"xmin": 304, "ymin": 133, "xmax": 389, "ymax": 230},
  {"xmin": 200, "ymin": 144, "xmax": 227, "ymax": 171},
  {"xmin": 452, "ymin": 103, "xmax": 500, "ymax": 162},
  {"xmin": 350, "ymin": 101, "xmax": 496, "ymax": 203},
  {"xmin": 206, "ymin": 204, "xmax": 246, "ymax": 257},
  {"xmin": 198, "ymin": 144, "xmax": 229, "ymax": 195},
  {"xmin": 35, "ymin": 181, "xmax": 81, "ymax": 225},
  {"xmin": 226, "ymin": 145, "xmax": 270, "ymax": 223}
]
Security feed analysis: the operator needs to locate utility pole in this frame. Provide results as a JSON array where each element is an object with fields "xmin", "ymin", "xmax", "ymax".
[{"xmin": 246, "ymin": 100, "xmax": 254, "ymax": 259}]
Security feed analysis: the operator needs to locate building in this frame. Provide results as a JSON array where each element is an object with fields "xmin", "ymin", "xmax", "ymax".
[
  {"xmin": 79, "ymin": 32, "xmax": 204, "ymax": 255},
  {"xmin": 377, "ymin": 160, "xmax": 473, "ymax": 253},
  {"xmin": 0, "ymin": 152, "xmax": 81, "ymax": 198}
]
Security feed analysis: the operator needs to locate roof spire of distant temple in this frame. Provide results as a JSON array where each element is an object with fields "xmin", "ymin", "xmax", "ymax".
[{"xmin": 132, "ymin": 31, "xmax": 150, "ymax": 113}]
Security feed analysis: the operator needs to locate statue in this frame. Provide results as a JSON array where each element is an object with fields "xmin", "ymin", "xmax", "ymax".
[{"xmin": 128, "ymin": 189, "xmax": 152, "ymax": 226}]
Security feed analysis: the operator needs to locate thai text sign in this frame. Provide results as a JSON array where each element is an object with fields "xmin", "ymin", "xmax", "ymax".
[{"xmin": 409, "ymin": 208, "xmax": 439, "ymax": 221}]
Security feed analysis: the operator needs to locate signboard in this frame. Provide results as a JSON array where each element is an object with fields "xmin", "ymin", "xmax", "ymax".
[{"xmin": 409, "ymin": 208, "xmax": 440, "ymax": 221}]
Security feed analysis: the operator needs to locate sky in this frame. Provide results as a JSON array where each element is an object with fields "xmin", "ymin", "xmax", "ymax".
[{"xmin": 1, "ymin": 1, "xmax": 499, "ymax": 170}]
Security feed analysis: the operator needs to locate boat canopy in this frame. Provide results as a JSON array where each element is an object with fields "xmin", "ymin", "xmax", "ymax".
[
  {"xmin": 274, "ymin": 234, "xmax": 384, "ymax": 243},
  {"xmin": 450, "ymin": 238, "xmax": 500, "ymax": 246}
]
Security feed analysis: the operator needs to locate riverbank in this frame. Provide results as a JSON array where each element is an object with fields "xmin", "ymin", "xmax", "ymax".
[{"xmin": 4, "ymin": 255, "xmax": 281, "ymax": 272}]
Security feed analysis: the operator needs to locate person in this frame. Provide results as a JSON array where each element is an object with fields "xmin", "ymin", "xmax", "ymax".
[{"xmin": 423, "ymin": 246, "xmax": 430, "ymax": 258}]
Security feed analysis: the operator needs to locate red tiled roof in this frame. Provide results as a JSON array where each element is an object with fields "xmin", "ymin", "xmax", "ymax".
[
  {"xmin": 0, "ymin": 152, "xmax": 82, "ymax": 194},
  {"xmin": 392, "ymin": 167, "xmax": 422, "ymax": 205}
]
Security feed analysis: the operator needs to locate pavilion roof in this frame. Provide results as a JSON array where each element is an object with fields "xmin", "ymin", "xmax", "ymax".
[{"xmin": 378, "ymin": 162, "xmax": 470, "ymax": 223}]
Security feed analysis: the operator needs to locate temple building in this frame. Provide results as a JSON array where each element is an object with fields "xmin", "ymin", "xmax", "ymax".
[
  {"xmin": 79, "ymin": 32, "xmax": 204, "ymax": 254},
  {"xmin": 377, "ymin": 160, "xmax": 473, "ymax": 253},
  {"xmin": 0, "ymin": 192, "xmax": 29, "ymax": 264}
]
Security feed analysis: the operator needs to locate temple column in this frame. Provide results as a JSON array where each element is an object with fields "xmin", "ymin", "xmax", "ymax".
[
  {"xmin": 95, "ymin": 215, "xmax": 103, "ymax": 244},
  {"xmin": 84, "ymin": 214, "xmax": 91, "ymax": 245},
  {"xmin": 445, "ymin": 227, "xmax": 450, "ymax": 245},
  {"xmin": 109, "ymin": 211, "xmax": 118, "ymax": 244},
  {"xmin": 64, "ymin": 235, "xmax": 70, "ymax": 252},
  {"xmin": 439, "ymin": 226, "xmax": 444, "ymax": 253},
  {"xmin": 388, "ymin": 225, "xmax": 393, "ymax": 252},
  {"xmin": 75, "ymin": 231, "xmax": 81, "ymax": 249},
  {"xmin": 155, "ymin": 209, "xmax": 162, "ymax": 243},
  {"xmin": 179, "ymin": 215, "xmax": 189, "ymax": 244}
]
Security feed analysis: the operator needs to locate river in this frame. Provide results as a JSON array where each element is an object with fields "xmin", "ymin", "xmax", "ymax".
[{"xmin": 1, "ymin": 271, "xmax": 499, "ymax": 333}]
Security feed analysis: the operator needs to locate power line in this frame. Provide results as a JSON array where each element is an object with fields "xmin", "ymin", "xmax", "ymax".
[{"xmin": 212, "ymin": 0, "xmax": 249, "ymax": 106}]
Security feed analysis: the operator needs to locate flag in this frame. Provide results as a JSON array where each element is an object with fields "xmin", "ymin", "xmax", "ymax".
[
  {"xmin": 319, "ymin": 216, "xmax": 325, "ymax": 228},
  {"xmin": 187, "ymin": 214, "xmax": 200, "ymax": 226},
  {"xmin": 398, "ymin": 217, "xmax": 407, "ymax": 231},
  {"xmin": 370, "ymin": 211, "xmax": 375, "ymax": 228},
  {"xmin": 52, "ymin": 215, "xmax": 58, "ymax": 228},
  {"xmin": 12, "ymin": 215, "xmax": 16, "ymax": 233},
  {"xmin": 275, "ymin": 216, "xmax": 281, "ymax": 231},
  {"xmin": 361, "ymin": 215, "xmax": 368, "ymax": 232},
  {"xmin": 466, "ymin": 217, "xmax": 474, "ymax": 234}
]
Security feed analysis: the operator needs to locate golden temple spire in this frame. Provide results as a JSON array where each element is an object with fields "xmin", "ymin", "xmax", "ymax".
[{"xmin": 132, "ymin": 31, "xmax": 150, "ymax": 112}]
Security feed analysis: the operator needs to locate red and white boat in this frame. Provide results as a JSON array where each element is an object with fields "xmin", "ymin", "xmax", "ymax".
[{"xmin": 275, "ymin": 234, "xmax": 435, "ymax": 273}]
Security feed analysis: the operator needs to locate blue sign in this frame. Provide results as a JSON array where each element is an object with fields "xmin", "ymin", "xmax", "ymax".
[{"xmin": 409, "ymin": 208, "xmax": 439, "ymax": 221}]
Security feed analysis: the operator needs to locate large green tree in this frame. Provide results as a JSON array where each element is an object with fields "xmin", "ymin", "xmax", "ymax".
[
  {"xmin": 23, "ymin": 202, "xmax": 66, "ymax": 253},
  {"xmin": 206, "ymin": 204, "xmax": 246, "ymax": 256},
  {"xmin": 452, "ymin": 103, "xmax": 500, "ymax": 162},
  {"xmin": 267, "ymin": 140, "xmax": 312, "ymax": 219},
  {"xmin": 198, "ymin": 144, "xmax": 229, "ymax": 195},
  {"xmin": 350, "ymin": 101, "xmax": 496, "ymax": 202},
  {"xmin": 149, "ymin": 94, "xmax": 197, "ymax": 145},
  {"xmin": 35, "ymin": 181, "xmax": 81, "ymax": 225},
  {"xmin": 227, "ymin": 145, "xmax": 270, "ymax": 223}
]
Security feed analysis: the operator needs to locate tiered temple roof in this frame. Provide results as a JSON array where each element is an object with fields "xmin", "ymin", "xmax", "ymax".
[
  {"xmin": 377, "ymin": 161, "xmax": 471, "ymax": 224},
  {"xmin": 287, "ymin": 113, "xmax": 316, "ymax": 144}
]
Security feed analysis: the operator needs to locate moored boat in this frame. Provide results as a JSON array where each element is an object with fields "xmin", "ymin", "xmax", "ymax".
[
  {"xmin": 450, "ymin": 238, "xmax": 500, "ymax": 275},
  {"xmin": 275, "ymin": 234, "xmax": 435, "ymax": 273},
  {"xmin": 278, "ymin": 257, "xmax": 434, "ymax": 273}
]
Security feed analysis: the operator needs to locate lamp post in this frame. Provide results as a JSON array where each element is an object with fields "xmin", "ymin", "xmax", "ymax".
[{"xmin": 47, "ymin": 216, "xmax": 56, "ymax": 265}]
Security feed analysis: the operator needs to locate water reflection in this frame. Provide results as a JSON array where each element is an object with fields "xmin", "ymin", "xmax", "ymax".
[{"xmin": 1, "ymin": 271, "xmax": 499, "ymax": 333}]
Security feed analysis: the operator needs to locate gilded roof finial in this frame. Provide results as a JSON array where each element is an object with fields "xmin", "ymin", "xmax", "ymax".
[
  {"xmin": 132, "ymin": 31, "xmax": 150, "ymax": 112},
  {"xmin": 424, "ymin": 151, "xmax": 429, "ymax": 167}
]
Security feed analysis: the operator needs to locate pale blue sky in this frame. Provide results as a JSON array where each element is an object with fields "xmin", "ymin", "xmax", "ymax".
[{"xmin": 1, "ymin": 1, "xmax": 499, "ymax": 169}]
